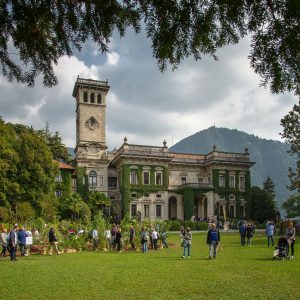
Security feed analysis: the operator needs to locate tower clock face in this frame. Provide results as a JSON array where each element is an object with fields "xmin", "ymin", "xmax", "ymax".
[{"xmin": 86, "ymin": 116, "xmax": 100, "ymax": 130}]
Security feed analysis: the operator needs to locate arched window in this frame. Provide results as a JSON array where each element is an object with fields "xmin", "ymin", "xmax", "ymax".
[
  {"xmin": 90, "ymin": 93, "xmax": 95, "ymax": 103},
  {"xmin": 83, "ymin": 92, "xmax": 88, "ymax": 103},
  {"xmin": 89, "ymin": 170, "xmax": 97, "ymax": 186},
  {"xmin": 97, "ymin": 94, "xmax": 102, "ymax": 104}
]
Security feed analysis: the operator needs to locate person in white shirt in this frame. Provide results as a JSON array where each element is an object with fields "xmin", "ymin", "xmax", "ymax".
[
  {"xmin": 105, "ymin": 229, "xmax": 111, "ymax": 250},
  {"xmin": 92, "ymin": 229, "xmax": 99, "ymax": 251},
  {"xmin": 151, "ymin": 229, "xmax": 159, "ymax": 250}
]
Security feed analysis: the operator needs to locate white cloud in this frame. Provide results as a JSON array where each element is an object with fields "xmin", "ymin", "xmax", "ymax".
[
  {"xmin": 106, "ymin": 52, "xmax": 120, "ymax": 66},
  {"xmin": 24, "ymin": 98, "xmax": 46, "ymax": 117}
]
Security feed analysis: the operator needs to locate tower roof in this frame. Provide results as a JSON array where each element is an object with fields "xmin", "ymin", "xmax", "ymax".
[{"xmin": 72, "ymin": 77, "xmax": 110, "ymax": 97}]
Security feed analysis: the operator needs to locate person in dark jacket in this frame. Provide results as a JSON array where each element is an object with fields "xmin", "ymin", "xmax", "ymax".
[
  {"xmin": 49, "ymin": 227, "xmax": 60, "ymax": 255},
  {"xmin": 129, "ymin": 225, "xmax": 135, "ymax": 250},
  {"xmin": 239, "ymin": 223, "xmax": 247, "ymax": 246},
  {"xmin": 8, "ymin": 225, "xmax": 18, "ymax": 261},
  {"xmin": 115, "ymin": 228, "xmax": 122, "ymax": 252},
  {"xmin": 207, "ymin": 223, "xmax": 220, "ymax": 259},
  {"xmin": 246, "ymin": 223, "xmax": 255, "ymax": 246},
  {"xmin": 17, "ymin": 227, "xmax": 27, "ymax": 256}
]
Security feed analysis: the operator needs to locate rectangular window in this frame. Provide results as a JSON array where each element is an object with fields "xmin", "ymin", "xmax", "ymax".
[
  {"xmin": 230, "ymin": 205, "xmax": 235, "ymax": 218},
  {"xmin": 219, "ymin": 175, "xmax": 225, "ymax": 187},
  {"xmin": 130, "ymin": 171, "xmax": 137, "ymax": 184},
  {"xmin": 143, "ymin": 171, "xmax": 150, "ymax": 185},
  {"xmin": 208, "ymin": 176, "xmax": 212, "ymax": 184},
  {"xmin": 155, "ymin": 172, "xmax": 162, "ymax": 185},
  {"xmin": 181, "ymin": 177, "xmax": 186, "ymax": 185},
  {"xmin": 239, "ymin": 177, "xmax": 245, "ymax": 190},
  {"xmin": 55, "ymin": 190, "xmax": 62, "ymax": 197},
  {"xmin": 144, "ymin": 205, "xmax": 149, "ymax": 217},
  {"xmin": 156, "ymin": 194, "xmax": 161, "ymax": 198},
  {"xmin": 131, "ymin": 204, "xmax": 137, "ymax": 217},
  {"xmin": 89, "ymin": 176, "xmax": 97, "ymax": 187},
  {"xmin": 131, "ymin": 193, "xmax": 137, "ymax": 198},
  {"xmin": 55, "ymin": 172, "xmax": 62, "ymax": 183},
  {"xmin": 72, "ymin": 177, "xmax": 77, "ymax": 187},
  {"xmin": 108, "ymin": 177, "xmax": 117, "ymax": 188},
  {"xmin": 83, "ymin": 176, "xmax": 86, "ymax": 185},
  {"xmin": 198, "ymin": 177, "xmax": 203, "ymax": 185},
  {"xmin": 156, "ymin": 205, "xmax": 162, "ymax": 218},
  {"xmin": 229, "ymin": 175, "xmax": 235, "ymax": 188},
  {"xmin": 99, "ymin": 177, "xmax": 104, "ymax": 186},
  {"xmin": 239, "ymin": 205, "xmax": 245, "ymax": 217}
]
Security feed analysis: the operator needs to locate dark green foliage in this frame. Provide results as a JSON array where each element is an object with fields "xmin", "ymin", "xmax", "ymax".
[
  {"xmin": 282, "ymin": 194, "xmax": 300, "ymax": 218},
  {"xmin": 263, "ymin": 176, "xmax": 276, "ymax": 200},
  {"xmin": 87, "ymin": 192, "xmax": 111, "ymax": 216},
  {"xmin": 37, "ymin": 124, "xmax": 71, "ymax": 162},
  {"xmin": 183, "ymin": 189, "xmax": 194, "ymax": 220},
  {"xmin": 281, "ymin": 101, "xmax": 300, "ymax": 194},
  {"xmin": 76, "ymin": 166, "xmax": 89, "ymax": 201},
  {"xmin": 1, "ymin": 1, "xmax": 300, "ymax": 97},
  {"xmin": 0, "ymin": 118, "xmax": 57, "ymax": 221},
  {"xmin": 170, "ymin": 126, "xmax": 296, "ymax": 211},
  {"xmin": 250, "ymin": 186, "xmax": 277, "ymax": 223}
]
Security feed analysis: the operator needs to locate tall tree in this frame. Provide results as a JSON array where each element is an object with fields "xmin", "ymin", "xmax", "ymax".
[
  {"xmin": 251, "ymin": 186, "xmax": 277, "ymax": 223},
  {"xmin": 263, "ymin": 176, "xmax": 276, "ymax": 199},
  {"xmin": 282, "ymin": 194, "xmax": 300, "ymax": 218},
  {"xmin": 1, "ymin": 1, "xmax": 300, "ymax": 97},
  {"xmin": 281, "ymin": 101, "xmax": 300, "ymax": 192}
]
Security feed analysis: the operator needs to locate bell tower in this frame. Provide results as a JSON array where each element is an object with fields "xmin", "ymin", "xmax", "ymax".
[{"xmin": 72, "ymin": 77, "xmax": 110, "ymax": 195}]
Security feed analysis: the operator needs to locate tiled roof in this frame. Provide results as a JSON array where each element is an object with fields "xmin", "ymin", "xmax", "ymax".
[{"xmin": 53, "ymin": 160, "xmax": 75, "ymax": 170}]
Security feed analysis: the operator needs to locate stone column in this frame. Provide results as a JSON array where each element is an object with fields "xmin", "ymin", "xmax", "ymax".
[
  {"xmin": 206, "ymin": 191, "xmax": 215, "ymax": 218},
  {"xmin": 177, "ymin": 196, "xmax": 184, "ymax": 220}
]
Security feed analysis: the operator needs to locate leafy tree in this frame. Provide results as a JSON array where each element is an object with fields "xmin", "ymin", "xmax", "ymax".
[
  {"xmin": 281, "ymin": 101, "xmax": 300, "ymax": 192},
  {"xmin": 88, "ymin": 192, "xmax": 111, "ymax": 216},
  {"xmin": 1, "ymin": 1, "xmax": 300, "ymax": 96},
  {"xmin": 15, "ymin": 201, "xmax": 36, "ymax": 223},
  {"xmin": 37, "ymin": 124, "xmax": 71, "ymax": 162},
  {"xmin": 263, "ymin": 176, "xmax": 276, "ymax": 199},
  {"xmin": 250, "ymin": 186, "xmax": 277, "ymax": 223},
  {"xmin": 282, "ymin": 194, "xmax": 300, "ymax": 218}
]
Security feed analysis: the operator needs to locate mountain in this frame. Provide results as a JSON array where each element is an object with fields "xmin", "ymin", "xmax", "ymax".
[{"xmin": 169, "ymin": 126, "xmax": 297, "ymax": 212}]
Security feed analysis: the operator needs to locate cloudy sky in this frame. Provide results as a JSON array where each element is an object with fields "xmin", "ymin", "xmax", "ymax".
[{"xmin": 0, "ymin": 29, "xmax": 298, "ymax": 150}]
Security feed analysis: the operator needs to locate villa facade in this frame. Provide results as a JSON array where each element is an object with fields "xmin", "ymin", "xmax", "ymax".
[{"xmin": 70, "ymin": 77, "xmax": 254, "ymax": 221}]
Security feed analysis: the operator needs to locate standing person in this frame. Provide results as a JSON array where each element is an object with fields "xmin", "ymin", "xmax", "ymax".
[
  {"xmin": 129, "ymin": 225, "xmax": 135, "ymax": 250},
  {"xmin": 161, "ymin": 230, "xmax": 168, "ymax": 248},
  {"xmin": 239, "ymin": 223, "xmax": 247, "ymax": 246},
  {"xmin": 151, "ymin": 228, "xmax": 159, "ymax": 250},
  {"xmin": 246, "ymin": 223, "xmax": 254, "ymax": 246},
  {"xmin": 182, "ymin": 227, "xmax": 192, "ymax": 259},
  {"xmin": 266, "ymin": 222, "xmax": 275, "ymax": 247},
  {"xmin": 0, "ymin": 228, "xmax": 8, "ymax": 257},
  {"xmin": 180, "ymin": 226, "xmax": 185, "ymax": 246},
  {"xmin": 91, "ymin": 228, "xmax": 99, "ymax": 251},
  {"xmin": 207, "ymin": 223, "xmax": 220, "ymax": 259},
  {"xmin": 8, "ymin": 225, "xmax": 18, "ymax": 261},
  {"xmin": 17, "ymin": 226, "xmax": 27, "ymax": 256},
  {"xmin": 115, "ymin": 228, "xmax": 122, "ymax": 252},
  {"xmin": 110, "ymin": 224, "xmax": 117, "ymax": 250},
  {"xmin": 104, "ymin": 228, "xmax": 111, "ymax": 250},
  {"xmin": 140, "ymin": 227, "xmax": 149, "ymax": 253},
  {"xmin": 285, "ymin": 222, "xmax": 296, "ymax": 258},
  {"xmin": 49, "ymin": 227, "xmax": 60, "ymax": 255}
]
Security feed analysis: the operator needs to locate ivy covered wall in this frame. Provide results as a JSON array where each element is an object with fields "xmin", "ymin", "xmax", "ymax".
[
  {"xmin": 120, "ymin": 164, "xmax": 169, "ymax": 218},
  {"xmin": 76, "ymin": 166, "xmax": 89, "ymax": 201},
  {"xmin": 212, "ymin": 168, "xmax": 252, "ymax": 219},
  {"xmin": 55, "ymin": 169, "xmax": 72, "ymax": 198}
]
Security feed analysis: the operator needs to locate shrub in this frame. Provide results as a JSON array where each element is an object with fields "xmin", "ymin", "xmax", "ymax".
[
  {"xmin": 195, "ymin": 222, "xmax": 208, "ymax": 230},
  {"xmin": 183, "ymin": 220, "xmax": 196, "ymax": 230},
  {"xmin": 169, "ymin": 220, "xmax": 181, "ymax": 231}
]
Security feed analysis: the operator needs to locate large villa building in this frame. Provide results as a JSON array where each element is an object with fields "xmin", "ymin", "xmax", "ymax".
[{"xmin": 62, "ymin": 77, "xmax": 255, "ymax": 221}]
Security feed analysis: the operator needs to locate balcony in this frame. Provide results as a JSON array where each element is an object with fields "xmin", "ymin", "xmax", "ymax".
[{"xmin": 176, "ymin": 183, "xmax": 213, "ymax": 190}]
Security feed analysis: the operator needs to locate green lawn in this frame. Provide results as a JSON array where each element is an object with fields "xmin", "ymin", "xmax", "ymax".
[{"xmin": 0, "ymin": 232, "xmax": 299, "ymax": 300}]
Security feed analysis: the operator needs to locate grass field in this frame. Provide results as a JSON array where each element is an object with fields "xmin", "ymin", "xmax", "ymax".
[{"xmin": 0, "ymin": 232, "xmax": 299, "ymax": 300}]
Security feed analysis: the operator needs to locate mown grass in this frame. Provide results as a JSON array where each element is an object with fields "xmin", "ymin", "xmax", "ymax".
[{"xmin": 0, "ymin": 232, "xmax": 299, "ymax": 300}]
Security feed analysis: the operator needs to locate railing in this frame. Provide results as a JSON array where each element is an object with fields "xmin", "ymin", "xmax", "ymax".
[
  {"xmin": 76, "ymin": 77, "xmax": 108, "ymax": 87},
  {"xmin": 176, "ymin": 183, "xmax": 213, "ymax": 189}
]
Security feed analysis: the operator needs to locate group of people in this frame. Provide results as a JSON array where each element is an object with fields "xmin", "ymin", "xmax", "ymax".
[
  {"xmin": 0, "ymin": 224, "xmax": 33, "ymax": 261},
  {"xmin": 91, "ymin": 224, "xmax": 168, "ymax": 253},
  {"xmin": 239, "ymin": 222, "xmax": 256, "ymax": 246},
  {"xmin": 180, "ymin": 223, "xmax": 221, "ymax": 259}
]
